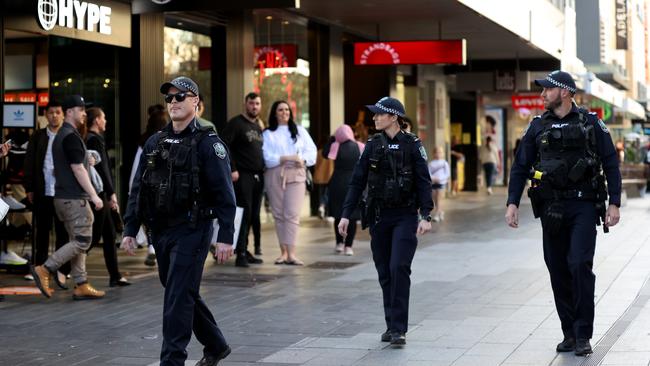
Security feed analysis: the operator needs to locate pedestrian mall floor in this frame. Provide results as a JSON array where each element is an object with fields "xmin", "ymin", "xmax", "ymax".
[{"xmin": 1, "ymin": 187, "xmax": 650, "ymax": 366}]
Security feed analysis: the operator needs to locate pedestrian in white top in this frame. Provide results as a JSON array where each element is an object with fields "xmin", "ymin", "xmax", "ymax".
[
  {"xmin": 428, "ymin": 146, "xmax": 450, "ymax": 222},
  {"xmin": 263, "ymin": 101, "xmax": 317, "ymax": 266},
  {"xmin": 479, "ymin": 136, "xmax": 500, "ymax": 195}
]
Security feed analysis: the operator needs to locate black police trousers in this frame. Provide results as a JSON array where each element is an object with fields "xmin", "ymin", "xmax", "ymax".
[
  {"xmin": 234, "ymin": 171, "xmax": 264, "ymax": 255},
  {"xmin": 541, "ymin": 200, "xmax": 597, "ymax": 340},
  {"xmin": 151, "ymin": 220, "xmax": 228, "ymax": 366},
  {"xmin": 369, "ymin": 207, "xmax": 419, "ymax": 334}
]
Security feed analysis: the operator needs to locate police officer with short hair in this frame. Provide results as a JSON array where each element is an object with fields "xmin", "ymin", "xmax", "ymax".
[
  {"xmin": 338, "ymin": 97, "xmax": 433, "ymax": 346},
  {"xmin": 122, "ymin": 77, "xmax": 236, "ymax": 366},
  {"xmin": 505, "ymin": 71, "xmax": 622, "ymax": 356}
]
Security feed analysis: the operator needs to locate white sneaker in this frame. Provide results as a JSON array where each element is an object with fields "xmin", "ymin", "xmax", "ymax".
[
  {"xmin": 439, "ymin": 211, "xmax": 445, "ymax": 221},
  {"xmin": 344, "ymin": 247, "xmax": 354, "ymax": 256},
  {"xmin": 335, "ymin": 243, "xmax": 344, "ymax": 253},
  {"xmin": 318, "ymin": 205, "xmax": 326, "ymax": 219},
  {"xmin": 432, "ymin": 213, "xmax": 440, "ymax": 223},
  {"xmin": 0, "ymin": 250, "xmax": 27, "ymax": 265},
  {"xmin": 24, "ymin": 273, "xmax": 34, "ymax": 281},
  {"xmin": 2, "ymin": 196, "xmax": 25, "ymax": 210},
  {"xmin": 487, "ymin": 187, "xmax": 493, "ymax": 195}
]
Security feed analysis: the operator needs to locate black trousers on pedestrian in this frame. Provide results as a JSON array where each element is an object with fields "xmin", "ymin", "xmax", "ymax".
[
  {"xmin": 152, "ymin": 221, "xmax": 228, "ymax": 366},
  {"xmin": 88, "ymin": 192, "xmax": 120, "ymax": 281},
  {"xmin": 33, "ymin": 196, "xmax": 70, "ymax": 274},
  {"xmin": 334, "ymin": 217, "xmax": 356, "ymax": 247},
  {"xmin": 234, "ymin": 171, "xmax": 264, "ymax": 255},
  {"xmin": 542, "ymin": 200, "xmax": 597, "ymax": 340},
  {"xmin": 369, "ymin": 208, "xmax": 419, "ymax": 334}
]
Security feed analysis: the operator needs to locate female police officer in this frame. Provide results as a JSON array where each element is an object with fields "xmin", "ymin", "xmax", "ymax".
[{"xmin": 338, "ymin": 97, "xmax": 433, "ymax": 346}]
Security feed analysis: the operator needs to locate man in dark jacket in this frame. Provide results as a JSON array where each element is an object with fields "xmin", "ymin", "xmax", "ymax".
[{"xmin": 24, "ymin": 101, "xmax": 70, "ymax": 285}]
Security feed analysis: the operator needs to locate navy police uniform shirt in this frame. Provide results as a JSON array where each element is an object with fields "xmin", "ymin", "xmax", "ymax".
[
  {"xmin": 124, "ymin": 118, "xmax": 237, "ymax": 244},
  {"xmin": 341, "ymin": 130, "xmax": 433, "ymax": 219},
  {"xmin": 507, "ymin": 104, "xmax": 622, "ymax": 208}
]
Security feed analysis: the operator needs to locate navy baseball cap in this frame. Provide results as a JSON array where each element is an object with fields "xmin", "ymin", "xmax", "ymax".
[
  {"xmin": 61, "ymin": 95, "xmax": 91, "ymax": 111},
  {"xmin": 366, "ymin": 97, "xmax": 406, "ymax": 117},
  {"xmin": 534, "ymin": 70, "xmax": 577, "ymax": 93},
  {"xmin": 160, "ymin": 76, "xmax": 200, "ymax": 96}
]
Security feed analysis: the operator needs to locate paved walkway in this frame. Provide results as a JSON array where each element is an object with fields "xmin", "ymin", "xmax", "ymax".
[{"xmin": 1, "ymin": 189, "xmax": 649, "ymax": 366}]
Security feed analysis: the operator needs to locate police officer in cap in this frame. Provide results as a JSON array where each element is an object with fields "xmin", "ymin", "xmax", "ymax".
[
  {"xmin": 338, "ymin": 97, "xmax": 433, "ymax": 346},
  {"xmin": 122, "ymin": 76, "xmax": 236, "ymax": 366},
  {"xmin": 505, "ymin": 70, "xmax": 621, "ymax": 356}
]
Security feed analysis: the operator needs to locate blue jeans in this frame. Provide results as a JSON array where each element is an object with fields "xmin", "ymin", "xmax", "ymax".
[{"xmin": 483, "ymin": 163, "xmax": 496, "ymax": 188}]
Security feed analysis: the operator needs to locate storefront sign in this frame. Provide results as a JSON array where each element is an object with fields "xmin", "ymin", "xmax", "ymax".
[
  {"xmin": 511, "ymin": 94, "xmax": 544, "ymax": 110},
  {"xmin": 616, "ymin": 0, "xmax": 628, "ymax": 49},
  {"xmin": 37, "ymin": 0, "xmax": 112, "ymax": 34},
  {"xmin": 254, "ymin": 45, "xmax": 297, "ymax": 68},
  {"xmin": 353, "ymin": 40, "xmax": 466, "ymax": 65},
  {"xmin": 5, "ymin": 0, "xmax": 130, "ymax": 47},
  {"xmin": 495, "ymin": 71, "xmax": 515, "ymax": 91}
]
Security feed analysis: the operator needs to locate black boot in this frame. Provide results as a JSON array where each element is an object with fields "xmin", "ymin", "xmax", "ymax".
[
  {"xmin": 246, "ymin": 251, "xmax": 263, "ymax": 264},
  {"xmin": 556, "ymin": 337, "xmax": 575, "ymax": 352},
  {"xmin": 235, "ymin": 254, "xmax": 249, "ymax": 268},
  {"xmin": 574, "ymin": 339, "xmax": 592, "ymax": 356},
  {"xmin": 390, "ymin": 332, "xmax": 406, "ymax": 346}
]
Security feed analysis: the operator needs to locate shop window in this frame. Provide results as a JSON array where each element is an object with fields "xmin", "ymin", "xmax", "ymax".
[
  {"xmin": 253, "ymin": 10, "xmax": 309, "ymax": 128},
  {"xmin": 164, "ymin": 27, "xmax": 212, "ymax": 120}
]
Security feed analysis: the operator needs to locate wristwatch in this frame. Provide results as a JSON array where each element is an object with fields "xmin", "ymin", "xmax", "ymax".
[{"xmin": 421, "ymin": 215, "xmax": 433, "ymax": 222}]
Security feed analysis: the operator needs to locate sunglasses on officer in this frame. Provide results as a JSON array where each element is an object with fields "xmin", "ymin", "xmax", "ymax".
[{"xmin": 164, "ymin": 92, "xmax": 197, "ymax": 103}]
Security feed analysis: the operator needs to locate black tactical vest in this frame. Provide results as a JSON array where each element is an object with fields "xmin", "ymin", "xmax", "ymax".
[
  {"xmin": 533, "ymin": 109, "xmax": 602, "ymax": 194},
  {"xmin": 366, "ymin": 132, "xmax": 415, "ymax": 208},
  {"xmin": 138, "ymin": 126, "xmax": 215, "ymax": 229}
]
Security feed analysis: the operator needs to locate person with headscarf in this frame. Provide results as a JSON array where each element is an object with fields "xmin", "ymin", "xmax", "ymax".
[{"xmin": 323, "ymin": 124, "xmax": 365, "ymax": 255}]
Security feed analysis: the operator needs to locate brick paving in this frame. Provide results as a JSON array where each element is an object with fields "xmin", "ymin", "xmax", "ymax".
[{"xmin": 1, "ymin": 188, "xmax": 649, "ymax": 366}]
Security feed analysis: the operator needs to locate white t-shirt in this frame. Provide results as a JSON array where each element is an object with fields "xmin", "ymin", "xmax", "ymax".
[
  {"xmin": 43, "ymin": 128, "xmax": 57, "ymax": 197},
  {"xmin": 262, "ymin": 125, "xmax": 317, "ymax": 169},
  {"xmin": 428, "ymin": 159, "xmax": 450, "ymax": 185}
]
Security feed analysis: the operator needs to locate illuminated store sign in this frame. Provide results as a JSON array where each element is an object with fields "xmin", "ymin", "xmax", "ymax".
[
  {"xmin": 37, "ymin": 0, "xmax": 112, "ymax": 35},
  {"xmin": 354, "ymin": 40, "xmax": 466, "ymax": 65}
]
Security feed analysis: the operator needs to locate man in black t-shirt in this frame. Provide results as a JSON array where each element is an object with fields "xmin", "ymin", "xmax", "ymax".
[
  {"xmin": 30, "ymin": 95, "xmax": 105, "ymax": 300},
  {"xmin": 222, "ymin": 92, "xmax": 265, "ymax": 267}
]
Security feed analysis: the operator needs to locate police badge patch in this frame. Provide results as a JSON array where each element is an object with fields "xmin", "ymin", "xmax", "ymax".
[
  {"xmin": 419, "ymin": 146, "xmax": 428, "ymax": 160},
  {"xmin": 598, "ymin": 119, "xmax": 609, "ymax": 133},
  {"xmin": 213, "ymin": 142, "xmax": 227, "ymax": 159}
]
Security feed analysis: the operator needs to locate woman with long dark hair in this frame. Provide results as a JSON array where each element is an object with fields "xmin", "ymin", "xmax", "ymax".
[
  {"xmin": 128, "ymin": 108, "xmax": 168, "ymax": 266},
  {"xmin": 263, "ymin": 101, "xmax": 317, "ymax": 265}
]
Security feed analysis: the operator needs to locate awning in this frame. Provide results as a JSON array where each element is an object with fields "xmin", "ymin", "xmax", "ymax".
[
  {"xmin": 583, "ymin": 73, "xmax": 624, "ymax": 108},
  {"xmin": 623, "ymin": 97, "xmax": 646, "ymax": 119}
]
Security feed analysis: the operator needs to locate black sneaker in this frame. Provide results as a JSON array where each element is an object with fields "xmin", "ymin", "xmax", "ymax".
[
  {"xmin": 246, "ymin": 251, "xmax": 263, "ymax": 264},
  {"xmin": 574, "ymin": 339, "xmax": 592, "ymax": 356},
  {"xmin": 235, "ymin": 255, "xmax": 250, "ymax": 268},
  {"xmin": 254, "ymin": 247, "xmax": 262, "ymax": 256},
  {"xmin": 380, "ymin": 330, "xmax": 391, "ymax": 342},
  {"xmin": 390, "ymin": 332, "xmax": 406, "ymax": 346},
  {"xmin": 196, "ymin": 345, "xmax": 231, "ymax": 366},
  {"xmin": 556, "ymin": 337, "xmax": 575, "ymax": 352}
]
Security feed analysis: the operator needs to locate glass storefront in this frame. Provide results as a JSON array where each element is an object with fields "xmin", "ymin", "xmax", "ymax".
[
  {"xmin": 163, "ymin": 26, "xmax": 212, "ymax": 119},
  {"xmin": 252, "ymin": 10, "xmax": 310, "ymax": 127}
]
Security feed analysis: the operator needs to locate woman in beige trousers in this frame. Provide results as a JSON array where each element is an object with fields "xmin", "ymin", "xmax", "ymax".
[{"xmin": 262, "ymin": 101, "xmax": 317, "ymax": 265}]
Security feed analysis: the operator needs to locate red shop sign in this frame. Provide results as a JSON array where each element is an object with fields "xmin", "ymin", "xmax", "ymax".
[
  {"xmin": 512, "ymin": 94, "xmax": 544, "ymax": 110},
  {"xmin": 254, "ymin": 44, "xmax": 297, "ymax": 68},
  {"xmin": 354, "ymin": 40, "xmax": 466, "ymax": 65},
  {"xmin": 38, "ymin": 92, "xmax": 50, "ymax": 107}
]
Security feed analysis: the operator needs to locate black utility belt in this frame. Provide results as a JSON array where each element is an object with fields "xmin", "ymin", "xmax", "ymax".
[{"xmin": 548, "ymin": 189, "xmax": 597, "ymax": 201}]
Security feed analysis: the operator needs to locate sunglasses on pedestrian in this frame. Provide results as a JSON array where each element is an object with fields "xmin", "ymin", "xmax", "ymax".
[{"xmin": 164, "ymin": 92, "xmax": 196, "ymax": 103}]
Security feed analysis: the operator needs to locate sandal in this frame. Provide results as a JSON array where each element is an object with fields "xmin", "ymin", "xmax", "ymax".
[
  {"xmin": 285, "ymin": 258, "xmax": 304, "ymax": 266},
  {"xmin": 274, "ymin": 258, "xmax": 286, "ymax": 265}
]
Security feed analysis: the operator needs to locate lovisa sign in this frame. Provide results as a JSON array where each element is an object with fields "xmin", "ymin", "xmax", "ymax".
[
  {"xmin": 37, "ymin": 0, "xmax": 112, "ymax": 35},
  {"xmin": 512, "ymin": 94, "xmax": 544, "ymax": 110},
  {"xmin": 354, "ymin": 40, "xmax": 466, "ymax": 65}
]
